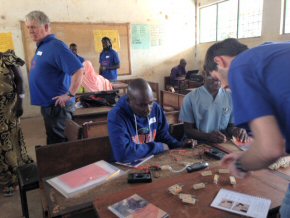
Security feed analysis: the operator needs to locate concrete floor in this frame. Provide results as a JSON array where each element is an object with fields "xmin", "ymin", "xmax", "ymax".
[{"xmin": 1, "ymin": 116, "xmax": 46, "ymax": 218}]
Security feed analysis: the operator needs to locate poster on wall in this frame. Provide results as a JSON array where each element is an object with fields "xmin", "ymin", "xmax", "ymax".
[
  {"xmin": 131, "ymin": 24, "xmax": 150, "ymax": 49},
  {"xmin": 93, "ymin": 30, "xmax": 120, "ymax": 53},
  {"xmin": 0, "ymin": 32, "xmax": 15, "ymax": 52},
  {"xmin": 150, "ymin": 25, "xmax": 163, "ymax": 47}
]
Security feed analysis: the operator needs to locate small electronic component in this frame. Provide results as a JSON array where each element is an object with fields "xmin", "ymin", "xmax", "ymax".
[
  {"xmin": 218, "ymin": 169, "xmax": 230, "ymax": 174},
  {"xmin": 186, "ymin": 162, "xmax": 209, "ymax": 173},
  {"xmin": 168, "ymin": 184, "xmax": 183, "ymax": 195},
  {"xmin": 214, "ymin": 174, "xmax": 219, "ymax": 184},
  {"xmin": 230, "ymin": 176, "xmax": 236, "ymax": 185},
  {"xmin": 201, "ymin": 170, "xmax": 212, "ymax": 176},
  {"xmin": 193, "ymin": 182, "xmax": 206, "ymax": 190},
  {"xmin": 204, "ymin": 148, "xmax": 226, "ymax": 160},
  {"xmin": 178, "ymin": 193, "xmax": 197, "ymax": 205},
  {"xmin": 127, "ymin": 172, "xmax": 152, "ymax": 184}
]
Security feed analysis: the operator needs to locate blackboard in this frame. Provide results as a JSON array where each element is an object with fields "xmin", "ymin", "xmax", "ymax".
[{"xmin": 21, "ymin": 22, "xmax": 132, "ymax": 77}]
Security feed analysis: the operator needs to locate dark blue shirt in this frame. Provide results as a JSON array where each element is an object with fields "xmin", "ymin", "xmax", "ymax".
[
  {"xmin": 170, "ymin": 65, "xmax": 186, "ymax": 85},
  {"xmin": 108, "ymin": 96, "xmax": 182, "ymax": 162},
  {"xmin": 99, "ymin": 48, "xmax": 120, "ymax": 81},
  {"xmin": 229, "ymin": 42, "xmax": 290, "ymax": 153},
  {"xmin": 76, "ymin": 54, "xmax": 85, "ymax": 63},
  {"xmin": 29, "ymin": 35, "xmax": 82, "ymax": 107}
]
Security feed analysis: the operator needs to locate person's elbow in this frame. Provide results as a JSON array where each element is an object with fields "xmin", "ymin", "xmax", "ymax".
[{"xmin": 261, "ymin": 138, "xmax": 285, "ymax": 163}]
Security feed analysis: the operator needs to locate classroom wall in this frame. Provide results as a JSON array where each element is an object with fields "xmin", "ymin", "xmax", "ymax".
[
  {"xmin": 0, "ymin": 0, "xmax": 196, "ymax": 117},
  {"xmin": 195, "ymin": 0, "xmax": 290, "ymax": 69}
]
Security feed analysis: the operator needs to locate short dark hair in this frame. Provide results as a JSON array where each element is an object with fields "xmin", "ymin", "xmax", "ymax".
[
  {"xmin": 102, "ymin": 37, "xmax": 112, "ymax": 44},
  {"xmin": 204, "ymin": 38, "xmax": 248, "ymax": 72},
  {"xmin": 128, "ymin": 78, "xmax": 152, "ymax": 100},
  {"xmin": 69, "ymin": 43, "xmax": 77, "ymax": 48}
]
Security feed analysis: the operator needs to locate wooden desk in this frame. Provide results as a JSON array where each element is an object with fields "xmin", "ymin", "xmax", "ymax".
[
  {"xmin": 73, "ymin": 106, "xmax": 112, "ymax": 123},
  {"xmin": 66, "ymin": 110, "xmax": 180, "ymax": 141},
  {"xmin": 175, "ymin": 76, "xmax": 186, "ymax": 90},
  {"xmin": 112, "ymin": 81, "xmax": 128, "ymax": 95},
  {"xmin": 161, "ymin": 90, "xmax": 185, "ymax": 110},
  {"xmin": 41, "ymin": 146, "xmax": 288, "ymax": 217},
  {"xmin": 94, "ymin": 169, "xmax": 287, "ymax": 218}
]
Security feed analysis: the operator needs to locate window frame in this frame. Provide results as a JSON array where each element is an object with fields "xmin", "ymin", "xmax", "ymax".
[{"xmin": 198, "ymin": 0, "xmax": 263, "ymax": 43}]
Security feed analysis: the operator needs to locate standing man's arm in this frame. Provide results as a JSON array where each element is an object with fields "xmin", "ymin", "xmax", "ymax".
[
  {"xmin": 53, "ymin": 68, "xmax": 84, "ymax": 107},
  {"xmin": 222, "ymin": 115, "xmax": 286, "ymax": 177}
]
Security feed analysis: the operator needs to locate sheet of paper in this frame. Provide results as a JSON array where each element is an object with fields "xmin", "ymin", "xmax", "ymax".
[{"xmin": 211, "ymin": 188, "xmax": 271, "ymax": 218}]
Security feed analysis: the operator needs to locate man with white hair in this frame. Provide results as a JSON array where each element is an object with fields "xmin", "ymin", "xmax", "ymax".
[{"xmin": 25, "ymin": 10, "xmax": 84, "ymax": 144}]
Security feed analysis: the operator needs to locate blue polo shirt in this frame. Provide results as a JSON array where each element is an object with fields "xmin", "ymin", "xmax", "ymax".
[
  {"xmin": 76, "ymin": 54, "xmax": 85, "ymax": 63},
  {"xmin": 29, "ymin": 35, "xmax": 82, "ymax": 107},
  {"xmin": 229, "ymin": 42, "xmax": 290, "ymax": 153},
  {"xmin": 99, "ymin": 48, "xmax": 120, "ymax": 81},
  {"xmin": 179, "ymin": 86, "xmax": 233, "ymax": 133}
]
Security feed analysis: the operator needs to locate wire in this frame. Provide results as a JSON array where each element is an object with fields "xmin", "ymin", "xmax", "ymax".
[{"xmin": 160, "ymin": 164, "xmax": 191, "ymax": 173}]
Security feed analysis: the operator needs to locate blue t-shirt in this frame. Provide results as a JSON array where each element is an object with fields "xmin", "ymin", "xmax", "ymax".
[
  {"xmin": 179, "ymin": 86, "xmax": 233, "ymax": 133},
  {"xmin": 76, "ymin": 54, "xmax": 85, "ymax": 63},
  {"xmin": 99, "ymin": 48, "xmax": 120, "ymax": 81},
  {"xmin": 29, "ymin": 35, "xmax": 82, "ymax": 107},
  {"xmin": 229, "ymin": 42, "xmax": 290, "ymax": 152}
]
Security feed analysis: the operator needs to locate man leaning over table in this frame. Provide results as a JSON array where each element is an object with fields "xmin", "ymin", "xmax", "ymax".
[{"xmin": 204, "ymin": 38, "xmax": 290, "ymax": 218}]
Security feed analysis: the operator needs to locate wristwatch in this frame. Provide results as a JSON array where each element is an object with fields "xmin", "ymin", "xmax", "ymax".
[
  {"xmin": 67, "ymin": 91, "xmax": 75, "ymax": 98},
  {"xmin": 235, "ymin": 158, "xmax": 248, "ymax": 173}
]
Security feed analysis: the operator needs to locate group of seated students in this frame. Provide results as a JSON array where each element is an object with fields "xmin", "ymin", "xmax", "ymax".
[
  {"xmin": 69, "ymin": 43, "xmax": 247, "ymax": 163},
  {"xmin": 107, "ymin": 77, "xmax": 248, "ymax": 163}
]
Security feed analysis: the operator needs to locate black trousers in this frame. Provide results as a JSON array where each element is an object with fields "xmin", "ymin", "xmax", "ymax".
[{"xmin": 41, "ymin": 104, "xmax": 73, "ymax": 145}]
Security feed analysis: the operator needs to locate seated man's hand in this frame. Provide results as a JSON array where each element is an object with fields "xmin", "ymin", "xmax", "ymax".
[
  {"xmin": 232, "ymin": 127, "xmax": 248, "ymax": 143},
  {"xmin": 208, "ymin": 131, "xmax": 227, "ymax": 143},
  {"xmin": 182, "ymin": 139, "xmax": 197, "ymax": 148}
]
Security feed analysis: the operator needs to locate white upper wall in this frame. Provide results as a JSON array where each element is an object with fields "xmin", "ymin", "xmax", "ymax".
[{"xmin": 0, "ymin": 0, "xmax": 196, "ymax": 117}]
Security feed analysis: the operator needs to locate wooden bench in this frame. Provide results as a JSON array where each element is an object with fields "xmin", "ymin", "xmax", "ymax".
[
  {"xmin": 160, "ymin": 90, "xmax": 185, "ymax": 110},
  {"xmin": 65, "ymin": 110, "xmax": 180, "ymax": 141},
  {"xmin": 35, "ymin": 137, "xmax": 113, "ymax": 217},
  {"xmin": 164, "ymin": 76, "xmax": 203, "ymax": 91}
]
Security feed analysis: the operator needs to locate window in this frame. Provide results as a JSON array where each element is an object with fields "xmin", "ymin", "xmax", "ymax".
[
  {"xmin": 199, "ymin": 0, "xmax": 263, "ymax": 43},
  {"xmin": 238, "ymin": 0, "xmax": 263, "ymax": 38},
  {"xmin": 200, "ymin": 5, "xmax": 217, "ymax": 43},
  {"xmin": 283, "ymin": 0, "xmax": 290, "ymax": 33},
  {"xmin": 217, "ymin": 0, "xmax": 238, "ymax": 40}
]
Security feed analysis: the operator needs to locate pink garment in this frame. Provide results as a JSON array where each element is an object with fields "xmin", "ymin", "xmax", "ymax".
[{"xmin": 82, "ymin": 60, "xmax": 113, "ymax": 92}]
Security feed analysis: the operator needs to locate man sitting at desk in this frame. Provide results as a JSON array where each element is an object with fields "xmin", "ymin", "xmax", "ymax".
[
  {"xmin": 179, "ymin": 70, "xmax": 248, "ymax": 143},
  {"xmin": 108, "ymin": 78, "xmax": 195, "ymax": 162},
  {"xmin": 170, "ymin": 59, "xmax": 187, "ymax": 87}
]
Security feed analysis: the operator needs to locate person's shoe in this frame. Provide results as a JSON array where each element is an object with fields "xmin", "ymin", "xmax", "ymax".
[{"xmin": 3, "ymin": 186, "xmax": 14, "ymax": 197}]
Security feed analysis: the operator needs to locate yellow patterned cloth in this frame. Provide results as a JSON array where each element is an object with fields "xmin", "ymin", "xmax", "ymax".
[{"xmin": 0, "ymin": 50, "xmax": 32, "ymax": 189}]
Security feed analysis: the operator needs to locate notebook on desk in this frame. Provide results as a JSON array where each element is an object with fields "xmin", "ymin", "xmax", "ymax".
[
  {"xmin": 46, "ymin": 160, "xmax": 122, "ymax": 198},
  {"xmin": 107, "ymin": 194, "xmax": 169, "ymax": 218}
]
